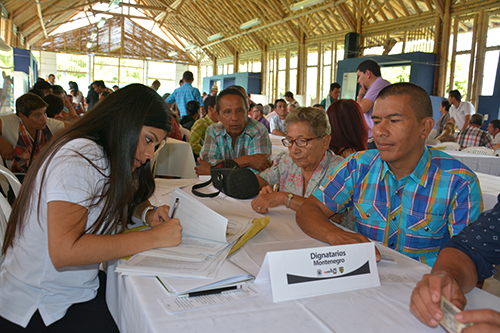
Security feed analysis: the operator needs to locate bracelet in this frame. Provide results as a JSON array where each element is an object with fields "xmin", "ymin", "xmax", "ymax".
[{"xmin": 141, "ymin": 206, "xmax": 157, "ymax": 227}]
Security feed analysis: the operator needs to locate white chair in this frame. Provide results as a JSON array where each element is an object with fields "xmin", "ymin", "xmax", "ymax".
[
  {"xmin": 0, "ymin": 165, "xmax": 21, "ymax": 198},
  {"xmin": 150, "ymin": 139, "xmax": 167, "ymax": 177},
  {"xmin": 461, "ymin": 147, "xmax": 495, "ymax": 156},
  {"xmin": 0, "ymin": 189, "xmax": 12, "ymax": 265},
  {"xmin": 428, "ymin": 128, "xmax": 438, "ymax": 140},
  {"xmin": 494, "ymin": 148, "xmax": 500, "ymax": 157},
  {"xmin": 436, "ymin": 142, "xmax": 461, "ymax": 151},
  {"xmin": 179, "ymin": 126, "xmax": 191, "ymax": 142}
]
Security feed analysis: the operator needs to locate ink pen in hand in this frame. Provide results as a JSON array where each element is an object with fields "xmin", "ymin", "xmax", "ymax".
[{"xmin": 170, "ymin": 198, "xmax": 180, "ymax": 219}]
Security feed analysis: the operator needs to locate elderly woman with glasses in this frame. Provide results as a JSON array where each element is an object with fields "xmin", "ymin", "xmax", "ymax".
[{"xmin": 251, "ymin": 107, "xmax": 343, "ymax": 214}]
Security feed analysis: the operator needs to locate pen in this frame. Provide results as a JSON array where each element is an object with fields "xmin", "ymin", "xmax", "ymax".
[
  {"xmin": 178, "ymin": 285, "xmax": 241, "ymax": 298},
  {"xmin": 170, "ymin": 198, "xmax": 180, "ymax": 219},
  {"xmin": 273, "ymin": 184, "xmax": 278, "ymax": 192}
]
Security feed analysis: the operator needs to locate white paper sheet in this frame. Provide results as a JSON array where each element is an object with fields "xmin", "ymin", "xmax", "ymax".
[{"xmin": 158, "ymin": 284, "xmax": 262, "ymax": 314}]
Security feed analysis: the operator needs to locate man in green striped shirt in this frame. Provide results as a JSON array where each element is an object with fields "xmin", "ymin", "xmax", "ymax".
[{"xmin": 189, "ymin": 96, "xmax": 218, "ymax": 158}]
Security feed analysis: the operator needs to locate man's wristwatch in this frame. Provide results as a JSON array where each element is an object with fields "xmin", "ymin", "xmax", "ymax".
[{"xmin": 286, "ymin": 193, "xmax": 294, "ymax": 208}]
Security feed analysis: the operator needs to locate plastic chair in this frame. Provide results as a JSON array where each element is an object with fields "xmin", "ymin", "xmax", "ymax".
[
  {"xmin": 436, "ymin": 142, "xmax": 461, "ymax": 151},
  {"xmin": 0, "ymin": 165, "xmax": 21, "ymax": 198},
  {"xmin": 150, "ymin": 139, "xmax": 167, "ymax": 177},
  {"xmin": 494, "ymin": 149, "xmax": 500, "ymax": 157},
  {"xmin": 0, "ymin": 191, "xmax": 12, "ymax": 265},
  {"xmin": 179, "ymin": 126, "xmax": 191, "ymax": 142},
  {"xmin": 461, "ymin": 147, "xmax": 495, "ymax": 156}
]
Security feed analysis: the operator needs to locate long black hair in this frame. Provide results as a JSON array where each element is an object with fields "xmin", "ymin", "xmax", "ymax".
[{"xmin": 2, "ymin": 84, "xmax": 171, "ymax": 254}]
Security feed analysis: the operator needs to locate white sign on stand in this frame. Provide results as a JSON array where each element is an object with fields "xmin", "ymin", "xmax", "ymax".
[{"xmin": 256, "ymin": 243, "xmax": 380, "ymax": 302}]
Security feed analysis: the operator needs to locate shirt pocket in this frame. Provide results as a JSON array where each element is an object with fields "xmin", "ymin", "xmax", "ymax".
[
  {"xmin": 353, "ymin": 203, "xmax": 386, "ymax": 239},
  {"xmin": 404, "ymin": 210, "xmax": 448, "ymax": 252}
]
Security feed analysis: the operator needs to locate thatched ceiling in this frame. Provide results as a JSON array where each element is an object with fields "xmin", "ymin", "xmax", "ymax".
[{"xmin": 4, "ymin": 0, "xmax": 500, "ymax": 63}]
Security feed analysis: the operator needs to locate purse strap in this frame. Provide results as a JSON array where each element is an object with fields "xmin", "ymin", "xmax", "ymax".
[{"xmin": 191, "ymin": 178, "xmax": 220, "ymax": 198}]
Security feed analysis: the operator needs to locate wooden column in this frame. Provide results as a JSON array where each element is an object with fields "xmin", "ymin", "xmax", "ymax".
[
  {"xmin": 448, "ymin": 19, "xmax": 459, "ymax": 92},
  {"xmin": 471, "ymin": 9, "xmax": 488, "ymax": 106},
  {"xmin": 297, "ymin": 32, "xmax": 306, "ymax": 95},
  {"xmin": 233, "ymin": 51, "xmax": 239, "ymax": 73},
  {"xmin": 437, "ymin": 0, "xmax": 452, "ymax": 97},
  {"xmin": 467, "ymin": 13, "xmax": 479, "ymax": 103},
  {"xmin": 212, "ymin": 56, "xmax": 217, "ymax": 76},
  {"xmin": 261, "ymin": 44, "xmax": 267, "ymax": 96}
]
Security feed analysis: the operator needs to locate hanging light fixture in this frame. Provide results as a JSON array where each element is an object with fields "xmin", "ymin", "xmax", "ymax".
[
  {"xmin": 240, "ymin": 18, "xmax": 261, "ymax": 30},
  {"xmin": 97, "ymin": 17, "xmax": 107, "ymax": 28},
  {"xmin": 290, "ymin": 0, "xmax": 325, "ymax": 11}
]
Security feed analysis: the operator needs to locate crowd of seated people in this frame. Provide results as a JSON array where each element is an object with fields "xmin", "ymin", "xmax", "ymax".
[{"xmin": 2, "ymin": 64, "xmax": 500, "ymax": 332}]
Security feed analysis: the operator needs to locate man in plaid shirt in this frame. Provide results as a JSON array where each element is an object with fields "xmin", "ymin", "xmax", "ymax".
[
  {"xmin": 296, "ymin": 83, "xmax": 482, "ymax": 267},
  {"xmin": 455, "ymin": 113, "xmax": 494, "ymax": 149},
  {"xmin": 195, "ymin": 87, "xmax": 272, "ymax": 175}
]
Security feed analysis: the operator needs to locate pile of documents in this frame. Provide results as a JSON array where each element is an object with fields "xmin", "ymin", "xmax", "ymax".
[{"xmin": 116, "ymin": 187, "xmax": 255, "ymax": 281}]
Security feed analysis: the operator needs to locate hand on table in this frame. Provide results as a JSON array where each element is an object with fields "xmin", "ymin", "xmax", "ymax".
[
  {"xmin": 245, "ymin": 154, "xmax": 272, "ymax": 172},
  {"xmin": 459, "ymin": 309, "xmax": 500, "ymax": 332},
  {"xmin": 410, "ymin": 270, "xmax": 467, "ymax": 327},
  {"xmin": 251, "ymin": 186, "xmax": 286, "ymax": 214},
  {"xmin": 327, "ymin": 229, "xmax": 381, "ymax": 261},
  {"xmin": 195, "ymin": 157, "xmax": 211, "ymax": 175}
]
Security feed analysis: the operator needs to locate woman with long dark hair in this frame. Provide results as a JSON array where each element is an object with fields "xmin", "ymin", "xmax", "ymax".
[
  {"xmin": 326, "ymin": 99, "xmax": 368, "ymax": 158},
  {"xmin": 0, "ymin": 84, "xmax": 182, "ymax": 331}
]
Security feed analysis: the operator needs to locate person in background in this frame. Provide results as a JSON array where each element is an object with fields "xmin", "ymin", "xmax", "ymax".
[
  {"xmin": 0, "ymin": 93, "xmax": 65, "ymax": 172},
  {"xmin": 436, "ymin": 121, "xmax": 457, "ymax": 142},
  {"xmin": 86, "ymin": 85, "xmax": 99, "ymax": 111},
  {"xmin": 326, "ymin": 99, "xmax": 368, "ymax": 158},
  {"xmin": 487, "ymin": 119, "xmax": 500, "ymax": 148},
  {"xmin": 99, "ymin": 91, "xmax": 111, "ymax": 102},
  {"xmin": 270, "ymin": 99, "xmax": 288, "ymax": 136},
  {"xmin": 411, "ymin": 195, "xmax": 500, "ymax": 331},
  {"xmin": 455, "ymin": 113, "xmax": 494, "ymax": 149},
  {"xmin": 42, "ymin": 95, "xmax": 78, "ymax": 125},
  {"xmin": 321, "ymin": 83, "xmax": 341, "ymax": 110},
  {"xmin": 33, "ymin": 79, "xmax": 53, "ymax": 97},
  {"xmin": 266, "ymin": 103, "xmax": 277, "ymax": 121},
  {"xmin": 296, "ymin": 83, "xmax": 482, "ymax": 266},
  {"xmin": 69, "ymin": 81, "xmax": 85, "ymax": 114},
  {"xmin": 313, "ymin": 104, "xmax": 324, "ymax": 110},
  {"xmin": 251, "ymin": 104, "xmax": 270, "ymax": 133},
  {"xmin": 202, "ymin": 92, "xmax": 207, "ymax": 101},
  {"xmin": 112, "ymin": 85, "xmax": 119, "ymax": 91},
  {"xmin": 196, "ymin": 88, "xmax": 272, "ymax": 175},
  {"xmin": 190, "ymin": 96, "xmax": 218, "ymax": 159},
  {"xmin": 47, "ymin": 74, "xmax": 55, "ymax": 85},
  {"xmin": 448, "ymin": 89, "xmax": 474, "ymax": 131},
  {"xmin": 165, "ymin": 71, "xmax": 203, "ymax": 117},
  {"xmin": 52, "ymin": 85, "xmax": 78, "ymax": 120},
  {"xmin": 180, "ymin": 100, "xmax": 200, "ymax": 131},
  {"xmin": 285, "ymin": 91, "xmax": 299, "ymax": 107},
  {"xmin": 356, "ymin": 59, "xmax": 391, "ymax": 142},
  {"xmin": 435, "ymin": 100, "xmax": 451, "ymax": 136},
  {"xmin": 251, "ymin": 107, "xmax": 343, "ymax": 214},
  {"xmin": 0, "ymin": 84, "xmax": 182, "ymax": 332},
  {"xmin": 150, "ymin": 79, "xmax": 161, "ymax": 92}
]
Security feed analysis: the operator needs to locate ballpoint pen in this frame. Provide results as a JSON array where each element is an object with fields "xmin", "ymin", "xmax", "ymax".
[{"xmin": 170, "ymin": 198, "xmax": 180, "ymax": 219}]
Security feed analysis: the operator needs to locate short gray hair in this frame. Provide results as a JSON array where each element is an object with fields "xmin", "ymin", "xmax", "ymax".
[{"xmin": 284, "ymin": 107, "xmax": 331, "ymax": 137}]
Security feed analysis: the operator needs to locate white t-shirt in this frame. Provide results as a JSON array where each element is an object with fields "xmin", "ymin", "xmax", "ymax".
[
  {"xmin": 0, "ymin": 139, "xmax": 110, "ymax": 328},
  {"xmin": 449, "ymin": 101, "xmax": 474, "ymax": 130},
  {"xmin": 493, "ymin": 133, "xmax": 500, "ymax": 145}
]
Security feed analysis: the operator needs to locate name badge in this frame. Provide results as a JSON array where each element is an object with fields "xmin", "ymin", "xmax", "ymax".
[{"xmin": 256, "ymin": 242, "xmax": 380, "ymax": 302}]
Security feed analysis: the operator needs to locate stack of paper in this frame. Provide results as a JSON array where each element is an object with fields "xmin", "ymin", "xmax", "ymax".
[{"xmin": 116, "ymin": 187, "xmax": 253, "ymax": 279}]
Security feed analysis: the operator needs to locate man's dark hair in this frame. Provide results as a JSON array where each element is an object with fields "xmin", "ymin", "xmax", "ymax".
[
  {"xmin": 92, "ymin": 80, "xmax": 106, "ymax": 88},
  {"xmin": 179, "ymin": 79, "xmax": 183, "ymax": 85},
  {"xmin": 52, "ymin": 85, "xmax": 66, "ymax": 96},
  {"xmin": 274, "ymin": 99, "xmax": 287, "ymax": 107},
  {"xmin": 48, "ymin": 74, "xmax": 55, "ymax": 79},
  {"xmin": 186, "ymin": 100, "xmax": 200, "ymax": 116},
  {"xmin": 285, "ymin": 91, "xmax": 294, "ymax": 99},
  {"xmin": 113, "ymin": 85, "xmax": 119, "ymax": 90},
  {"xmin": 377, "ymin": 82, "xmax": 432, "ymax": 121},
  {"xmin": 28, "ymin": 88, "xmax": 45, "ymax": 99},
  {"xmin": 470, "ymin": 113, "xmax": 484, "ymax": 126},
  {"xmin": 448, "ymin": 90, "xmax": 462, "ymax": 101},
  {"xmin": 43, "ymin": 94, "xmax": 64, "ymax": 118},
  {"xmin": 356, "ymin": 59, "xmax": 381, "ymax": 77},
  {"xmin": 313, "ymin": 103, "xmax": 323, "ymax": 108},
  {"xmin": 268, "ymin": 103, "xmax": 275, "ymax": 109},
  {"xmin": 182, "ymin": 71, "xmax": 194, "ymax": 82},
  {"xmin": 490, "ymin": 119, "xmax": 500, "ymax": 130},
  {"xmin": 204, "ymin": 95, "xmax": 216, "ymax": 113},
  {"xmin": 441, "ymin": 100, "xmax": 450, "ymax": 111},
  {"xmin": 330, "ymin": 83, "xmax": 341, "ymax": 91},
  {"xmin": 33, "ymin": 80, "xmax": 52, "ymax": 91},
  {"xmin": 216, "ymin": 88, "xmax": 247, "ymax": 113},
  {"xmin": 15, "ymin": 93, "xmax": 48, "ymax": 117}
]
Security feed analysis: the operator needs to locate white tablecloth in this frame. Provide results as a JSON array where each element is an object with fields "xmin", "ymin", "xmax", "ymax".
[
  {"xmin": 446, "ymin": 151, "xmax": 500, "ymax": 176},
  {"xmin": 477, "ymin": 172, "xmax": 500, "ymax": 210},
  {"xmin": 107, "ymin": 180, "xmax": 500, "ymax": 333},
  {"xmin": 155, "ymin": 138, "xmax": 197, "ymax": 179}
]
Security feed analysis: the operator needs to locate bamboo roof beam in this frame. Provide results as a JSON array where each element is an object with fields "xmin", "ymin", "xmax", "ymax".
[
  {"xmin": 422, "ymin": 0, "xmax": 434, "ymax": 12},
  {"xmin": 432, "ymin": 0, "xmax": 445, "ymax": 18},
  {"xmin": 396, "ymin": 0, "xmax": 411, "ymax": 16},
  {"xmin": 322, "ymin": 10, "xmax": 340, "ymax": 31},
  {"xmin": 373, "ymin": 0, "xmax": 389, "ymax": 21},
  {"xmin": 327, "ymin": 8, "xmax": 347, "ymax": 30},
  {"xmin": 408, "ymin": 0, "xmax": 422, "ymax": 15},
  {"xmin": 337, "ymin": 3, "xmax": 357, "ymax": 31},
  {"xmin": 383, "ymin": 1, "xmax": 400, "ymax": 19},
  {"xmin": 351, "ymin": 0, "xmax": 370, "ymax": 24}
]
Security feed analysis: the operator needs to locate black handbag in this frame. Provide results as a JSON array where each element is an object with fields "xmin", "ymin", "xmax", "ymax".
[{"xmin": 192, "ymin": 159, "xmax": 260, "ymax": 199}]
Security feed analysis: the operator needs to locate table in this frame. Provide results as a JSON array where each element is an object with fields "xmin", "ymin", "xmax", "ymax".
[
  {"xmin": 155, "ymin": 138, "xmax": 197, "ymax": 179},
  {"xmin": 477, "ymin": 172, "xmax": 500, "ymax": 210},
  {"xmin": 446, "ymin": 150, "xmax": 500, "ymax": 176},
  {"xmin": 106, "ymin": 180, "xmax": 500, "ymax": 333}
]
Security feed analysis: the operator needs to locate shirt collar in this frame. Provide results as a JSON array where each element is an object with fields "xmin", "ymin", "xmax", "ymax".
[{"xmin": 380, "ymin": 146, "xmax": 430, "ymax": 187}]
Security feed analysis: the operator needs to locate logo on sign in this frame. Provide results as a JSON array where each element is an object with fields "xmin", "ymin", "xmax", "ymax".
[
  {"xmin": 317, "ymin": 269, "xmax": 322, "ymax": 276},
  {"xmin": 340, "ymin": 267, "xmax": 344, "ymax": 273}
]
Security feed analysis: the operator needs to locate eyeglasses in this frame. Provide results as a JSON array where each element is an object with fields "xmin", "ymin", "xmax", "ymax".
[{"xmin": 282, "ymin": 136, "xmax": 323, "ymax": 148}]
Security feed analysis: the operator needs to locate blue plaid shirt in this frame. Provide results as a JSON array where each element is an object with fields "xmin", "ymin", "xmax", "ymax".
[
  {"xmin": 200, "ymin": 118, "xmax": 271, "ymax": 172},
  {"xmin": 165, "ymin": 82, "xmax": 203, "ymax": 117},
  {"xmin": 314, "ymin": 148, "xmax": 483, "ymax": 266}
]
